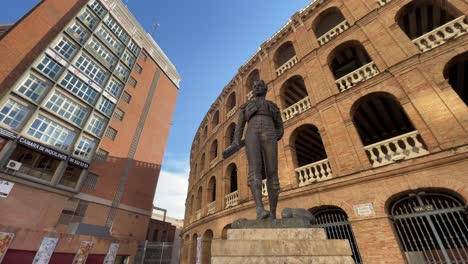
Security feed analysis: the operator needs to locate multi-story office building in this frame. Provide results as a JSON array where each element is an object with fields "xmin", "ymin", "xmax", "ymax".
[
  {"xmin": 181, "ymin": 0, "xmax": 467, "ymax": 263},
  {"xmin": 0, "ymin": 0, "xmax": 180, "ymax": 262}
]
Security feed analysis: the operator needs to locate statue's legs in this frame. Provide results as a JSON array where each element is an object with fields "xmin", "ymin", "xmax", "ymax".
[
  {"xmin": 260, "ymin": 131, "xmax": 280, "ymax": 220},
  {"xmin": 245, "ymin": 129, "xmax": 270, "ymax": 220}
]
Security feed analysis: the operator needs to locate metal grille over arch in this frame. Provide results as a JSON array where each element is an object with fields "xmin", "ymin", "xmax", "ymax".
[
  {"xmin": 390, "ymin": 191, "xmax": 468, "ymax": 263},
  {"xmin": 311, "ymin": 206, "xmax": 363, "ymax": 264}
]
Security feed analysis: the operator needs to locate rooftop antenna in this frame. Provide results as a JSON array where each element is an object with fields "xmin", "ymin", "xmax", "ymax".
[{"xmin": 151, "ymin": 23, "xmax": 160, "ymax": 38}]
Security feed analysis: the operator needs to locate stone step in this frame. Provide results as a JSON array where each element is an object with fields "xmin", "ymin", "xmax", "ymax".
[
  {"xmin": 211, "ymin": 256, "xmax": 355, "ymax": 264},
  {"xmin": 212, "ymin": 239, "xmax": 352, "ymax": 257},
  {"xmin": 227, "ymin": 228, "xmax": 327, "ymax": 241}
]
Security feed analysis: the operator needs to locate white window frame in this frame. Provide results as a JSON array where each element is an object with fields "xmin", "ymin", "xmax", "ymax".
[
  {"xmin": 60, "ymin": 71, "xmax": 99, "ymax": 105},
  {"xmin": 128, "ymin": 40, "xmax": 140, "ymax": 56},
  {"xmin": 88, "ymin": 0, "xmax": 107, "ymax": 18},
  {"xmin": 114, "ymin": 63, "xmax": 129, "ymax": 81},
  {"xmin": 86, "ymin": 113, "xmax": 107, "ymax": 137},
  {"xmin": 0, "ymin": 98, "xmax": 30, "ymax": 129},
  {"xmin": 87, "ymin": 37, "xmax": 117, "ymax": 67},
  {"xmin": 74, "ymin": 53, "xmax": 109, "ymax": 86},
  {"xmin": 53, "ymin": 35, "xmax": 78, "ymax": 61},
  {"xmin": 26, "ymin": 113, "xmax": 77, "ymax": 150},
  {"xmin": 43, "ymin": 89, "xmax": 89, "ymax": 126},
  {"xmin": 78, "ymin": 8, "xmax": 99, "ymax": 30},
  {"xmin": 73, "ymin": 135, "xmax": 96, "ymax": 160},
  {"xmin": 35, "ymin": 55, "xmax": 63, "ymax": 80},
  {"xmin": 68, "ymin": 21, "xmax": 90, "ymax": 44},
  {"xmin": 97, "ymin": 96, "xmax": 115, "ymax": 116},
  {"xmin": 15, "ymin": 72, "xmax": 50, "ymax": 102},
  {"xmin": 122, "ymin": 50, "xmax": 136, "ymax": 67},
  {"xmin": 105, "ymin": 78, "xmax": 123, "ymax": 98},
  {"xmin": 96, "ymin": 26, "xmax": 124, "ymax": 55},
  {"xmin": 104, "ymin": 16, "xmax": 130, "ymax": 44}
]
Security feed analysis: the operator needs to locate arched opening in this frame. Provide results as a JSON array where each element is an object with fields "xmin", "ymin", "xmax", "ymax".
[
  {"xmin": 203, "ymin": 126, "xmax": 208, "ymax": 140},
  {"xmin": 195, "ymin": 186, "xmax": 202, "ymax": 220},
  {"xmin": 246, "ymin": 69, "xmax": 260, "ymax": 99},
  {"xmin": 396, "ymin": 1, "xmax": 465, "ymax": 52},
  {"xmin": 389, "ymin": 190, "xmax": 468, "ymax": 263},
  {"xmin": 444, "ymin": 52, "xmax": 467, "ymax": 105},
  {"xmin": 313, "ymin": 7, "xmax": 349, "ymax": 45},
  {"xmin": 291, "ymin": 124, "xmax": 331, "ymax": 186},
  {"xmin": 274, "ymin": 41, "xmax": 297, "ymax": 76},
  {"xmin": 226, "ymin": 92, "xmax": 236, "ymax": 113},
  {"xmin": 201, "ymin": 230, "xmax": 214, "ymax": 264},
  {"xmin": 352, "ymin": 92, "xmax": 428, "ymax": 167},
  {"xmin": 225, "ymin": 163, "xmax": 239, "ymax": 208},
  {"xmin": 211, "ymin": 110, "xmax": 219, "ymax": 129},
  {"xmin": 281, "ymin": 76, "xmax": 311, "ymax": 120},
  {"xmin": 192, "ymin": 163, "xmax": 197, "ymax": 180},
  {"xmin": 207, "ymin": 176, "xmax": 216, "ymax": 215},
  {"xmin": 329, "ymin": 41, "xmax": 379, "ymax": 92},
  {"xmin": 200, "ymin": 153, "xmax": 205, "ymax": 172},
  {"xmin": 210, "ymin": 140, "xmax": 218, "ymax": 161},
  {"xmin": 190, "ymin": 234, "xmax": 198, "ymax": 264},
  {"xmin": 310, "ymin": 206, "xmax": 363, "ymax": 264},
  {"xmin": 221, "ymin": 224, "xmax": 232, "ymax": 240},
  {"xmin": 225, "ymin": 122, "xmax": 236, "ymax": 148}
]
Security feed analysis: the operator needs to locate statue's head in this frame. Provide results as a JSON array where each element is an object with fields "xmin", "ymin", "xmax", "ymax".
[{"xmin": 253, "ymin": 80, "xmax": 267, "ymax": 97}]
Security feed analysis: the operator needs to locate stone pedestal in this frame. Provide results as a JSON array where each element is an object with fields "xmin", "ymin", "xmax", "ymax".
[{"xmin": 211, "ymin": 228, "xmax": 354, "ymax": 264}]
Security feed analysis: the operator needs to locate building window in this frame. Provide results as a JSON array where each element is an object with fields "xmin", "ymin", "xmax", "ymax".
[
  {"xmin": 9, "ymin": 145, "xmax": 61, "ymax": 182},
  {"xmin": 36, "ymin": 56, "xmax": 63, "ymax": 80},
  {"xmin": 60, "ymin": 72, "xmax": 98, "ymax": 105},
  {"xmin": 75, "ymin": 54, "xmax": 109, "ymax": 86},
  {"xmin": 104, "ymin": 16, "xmax": 130, "ymax": 44},
  {"xmin": 82, "ymin": 173, "xmax": 98, "ymax": 189},
  {"xmin": 121, "ymin": 91, "xmax": 131, "ymax": 104},
  {"xmin": 114, "ymin": 63, "xmax": 130, "ymax": 82},
  {"xmin": 113, "ymin": 108, "xmax": 125, "ymax": 121},
  {"xmin": 139, "ymin": 52, "xmax": 147, "ymax": 61},
  {"xmin": 0, "ymin": 99, "xmax": 29, "ymax": 129},
  {"xmin": 94, "ymin": 148, "xmax": 108, "ymax": 161},
  {"xmin": 27, "ymin": 115, "xmax": 76, "ymax": 150},
  {"xmin": 86, "ymin": 114, "xmax": 107, "ymax": 137},
  {"xmin": 97, "ymin": 96, "xmax": 115, "ymax": 116},
  {"xmin": 105, "ymin": 127, "xmax": 117, "ymax": 140},
  {"xmin": 87, "ymin": 37, "xmax": 117, "ymax": 67},
  {"xmin": 44, "ymin": 90, "xmax": 88, "ymax": 126},
  {"xmin": 122, "ymin": 50, "xmax": 136, "ymax": 67},
  {"xmin": 67, "ymin": 22, "xmax": 89, "ymax": 44},
  {"xmin": 16, "ymin": 73, "xmax": 50, "ymax": 102},
  {"xmin": 128, "ymin": 77, "xmax": 137, "ymax": 88},
  {"xmin": 105, "ymin": 78, "xmax": 123, "ymax": 99},
  {"xmin": 53, "ymin": 36, "xmax": 77, "ymax": 60},
  {"xmin": 135, "ymin": 63, "xmax": 142, "ymax": 74},
  {"xmin": 88, "ymin": 0, "xmax": 107, "ymax": 18},
  {"xmin": 58, "ymin": 164, "xmax": 83, "ymax": 189},
  {"xmin": 73, "ymin": 136, "xmax": 96, "ymax": 160},
  {"xmin": 96, "ymin": 26, "xmax": 124, "ymax": 55},
  {"xmin": 57, "ymin": 199, "xmax": 88, "ymax": 225},
  {"xmin": 78, "ymin": 9, "xmax": 99, "ymax": 30},
  {"xmin": 128, "ymin": 40, "xmax": 140, "ymax": 56}
]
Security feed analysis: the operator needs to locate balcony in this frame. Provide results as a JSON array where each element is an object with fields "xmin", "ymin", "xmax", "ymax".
[
  {"xmin": 283, "ymin": 96, "xmax": 311, "ymax": 121},
  {"xmin": 364, "ymin": 131, "xmax": 429, "ymax": 168},
  {"xmin": 207, "ymin": 201, "xmax": 216, "ymax": 215},
  {"xmin": 276, "ymin": 56, "xmax": 298, "ymax": 77},
  {"xmin": 225, "ymin": 191, "xmax": 239, "ymax": 208},
  {"xmin": 262, "ymin": 179, "xmax": 268, "ymax": 197},
  {"xmin": 247, "ymin": 90, "xmax": 254, "ymax": 100},
  {"xmin": 226, "ymin": 106, "xmax": 237, "ymax": 118},
  {"xmin": 335, "ymin": 62, "xmax": 379, "ymax": 92},
  {"xmin": 195, "ymin": 209, "xmax": 201, "ymax": 221},
  {"xmin": 295, "ymin": 158, "xmax": 332, "ymax": 187},
  {"xmin": 413, "ymin": 16, "xmax": 468, "ymax": 53},
  {"xmin": 317, "ymin": 20, "xmax": 350, "ymax": 46}
]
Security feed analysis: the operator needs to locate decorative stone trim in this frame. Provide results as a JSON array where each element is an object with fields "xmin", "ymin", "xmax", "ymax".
[
  {"xmin": 317, "ymin": 20, "xmax": 350, "ymax": 46},
  {"xmin": 225, "ymin": 191, "xmax": 239, "ymax": 208},
  {"xmin": 276, "ymin": 56, "xmax": 298, "ymax": 77},
  {"xmin": 336, "ymin": 62, "xmax": 379, "ymax": 92},
  {"xmin": 283, "ymin": 97, "xmax": 311, "ymax": 121},
  {"xmin": 295, "ymin": 159, "xmax": 332, "ymax": 187}
]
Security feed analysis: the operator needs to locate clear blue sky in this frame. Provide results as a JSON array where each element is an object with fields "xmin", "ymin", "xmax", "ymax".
[{"xmin": 1, "ymin": 0, "xmax": 312, "ymax": 218}]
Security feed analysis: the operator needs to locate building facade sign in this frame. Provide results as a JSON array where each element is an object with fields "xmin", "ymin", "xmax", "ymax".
[
  {"xmin": 0, "ymin": 232, "xmax": 15, "ymax": 263},
  {"xmin": 353, "ymin": 203, "xmax": 375, "ymax": 217},
  {"xmin": 0, "ymin": 127, "xmax": 16, "ymax": 140},
  {"xmin": 32, "ymin": 237, "xmax": 59, "ymax": 264},
  {"xmin": 103, "ymin": 243, "xmax": 119, "ymax": 264},
  {"xmin": 69, "ymin": 157, "xmax": 90, "ymax": 169},
  {"xmin": 18, "ymin": 137, "xmax": 68, "ymax": 161},
  {"xmin": 72, "ymin": 240, "xmax": 93, "ymax": 264},
  {"xmin": 0, "ymin": 180, "xmax": 14, "ymax": 199}
]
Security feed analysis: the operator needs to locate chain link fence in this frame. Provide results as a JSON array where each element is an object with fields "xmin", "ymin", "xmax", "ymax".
[{"xmin": 134, "ymin": 241, "xmax": 178, "ymax": 264}]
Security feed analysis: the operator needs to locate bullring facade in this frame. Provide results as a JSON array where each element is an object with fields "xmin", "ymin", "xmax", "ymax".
[{"xmin": 181, "ymin": 0, "xmax": 468, "ymax": 263}]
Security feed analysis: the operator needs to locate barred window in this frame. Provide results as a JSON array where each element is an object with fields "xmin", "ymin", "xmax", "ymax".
[
  {"xmin": 36, "ymin": 56, "xmax": 63, "ymax": 80},
  {"xmin": 105, "ymin": 78, "xmax": 123, "ymax": 98},
  {"xmin": 128, "ymin": 76, "xmax": 137, "ymax": 88},
  {"xmin": 82, "ymin": 173, "xmax": 98, "ymax": 189},
  {"xmin": 67, "ymin": 22, "xmax": 89, "ymax": 44},
  {"xmin": 78, "ymin": 9, "xmax": 98, "ymax": 30},
  {"xmin": 121, "ymin": 91, "xmax": 131, "ymax": 104},
  {"xmin": 44, "ymin": 90, "xmax": 88, "ymax": 126},
  {"xmin": 16, "ymin": 74, "xmax": 49, "ymax": 102},
  {"xmin": 113, "ymin": 108, "xmax": 125, "ymax": 121},
  {"xmin": 74, "ymin": 54, "xmax": 109, "ymax": 86},
  {"xmin": 73, "ymin": 136, "xmax": 96, "ymax": 160},
  {"xmin": 104, "ymin": 16, "xmax": 130, "ymax": 44},
  {"xmin": 135, "ymin": 63, "xmax": 142, "ymax": 74},
  {"xmin": 27, "ymin": 115, "xmax": 76, "ymax": 150},
  {"xmin": 139, "ymin": 52, "xmax": 147, "ymax": 61},
  {"xmin": 128, "ymin": 40, "xmax": 140, "ymax": 56},
  {"xmin": 88, "ymin": 37, "xmax": 117, "ymax": 67},
  {"xmin": 105, "ymin": 127, "xmax": 117, "ymax": 140},
  {"xmin": 0, "ymin": 99, "xmax": 29, "ymax": 129},
  {"xmin": 60, "ymin": 72, "xmax": 98, "ymax": 105},
  {"xmin": 114, "ymin": 63, "xmax": 130, "ymax": 82},
  {"xmin": 86, "ymin": 114, "xmax": 107, "ymax": 136},
  {"xmin": 88, "ymin": 0, "xmax": 106, "ymax": 18},
  {"xmin": 95, "ymin": 148, "xmax": 109, "ymax": 161},
  {"xmin": 97, "ymin": 96, "xmax": 115, "ymax": 116},
  {"xmin": 53, "ymin": 36, "xmax": 77, "ymax": 60},
  {"xmin": 122, "ymin": 50, "xmax": 136, "ymax": 67},
  {"xmin": 96, "ymin": 26, "xmax": 124, "ymax": 55},
  {"xmin": 58, "ymin": 199, "xmax": 88, "ymax": 225}
]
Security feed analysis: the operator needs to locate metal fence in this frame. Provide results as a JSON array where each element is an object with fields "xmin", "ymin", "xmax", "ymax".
[{"xmin": 134, "ymin": 241, "xmax": 176, "ymax": 264}]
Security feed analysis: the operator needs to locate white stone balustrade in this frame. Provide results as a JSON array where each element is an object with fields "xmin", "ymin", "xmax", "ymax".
[
  {"xmin": 335, "ymin": 62, "xmax": 379, "ymax": 92},
  {"xmin": 207, "ymin": 201, "xmax": 216, "ymax": 215},
  {"xmin": 295, "ymin": 159, "xmax": 332, "ymax": 187},
  {"xmin": 226, "ymin": 106, "xmax": 237, "ymax": 118},
  {"xmin": 195, "ymin": 209, "xmax": 201, "ymax": 220},
  {"xmin": 247, "ymin": 90, "xmax": 254, "ymax": 100},
  {"xmin": 225, "ymin": 191, "xmax": 239, "ymax": 208},
  {"xmin": 317, "ymin": 20, "xmax": 350, "ymax": 46},
  {"xmin": 413, "ymin": 16, "xmax": 468, "ymax": 53},
  {"xmin": 364, "ymin": 131, "xmax": 429, "ymax": 168},
  {"xmin": 209, "ymin": 158, "xmax": 218, "ymax": 169},
  {"xmin": 212, "ymin": 124, "xmax": 220, "ymax": 134},
  {"xmin": 377, "ymin": 0, "xmax": 392, "ymax": 6},
  {"xmin": 262, "ymin": 179, "xmax": 268, "ymax": 197},
  {"xmin": 276, "ymin": 56, "xmax": 298, "ymax": 77},
  {"xmin": 283, "ymin": 97, "xmax": 311, "ymax": 121}
]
